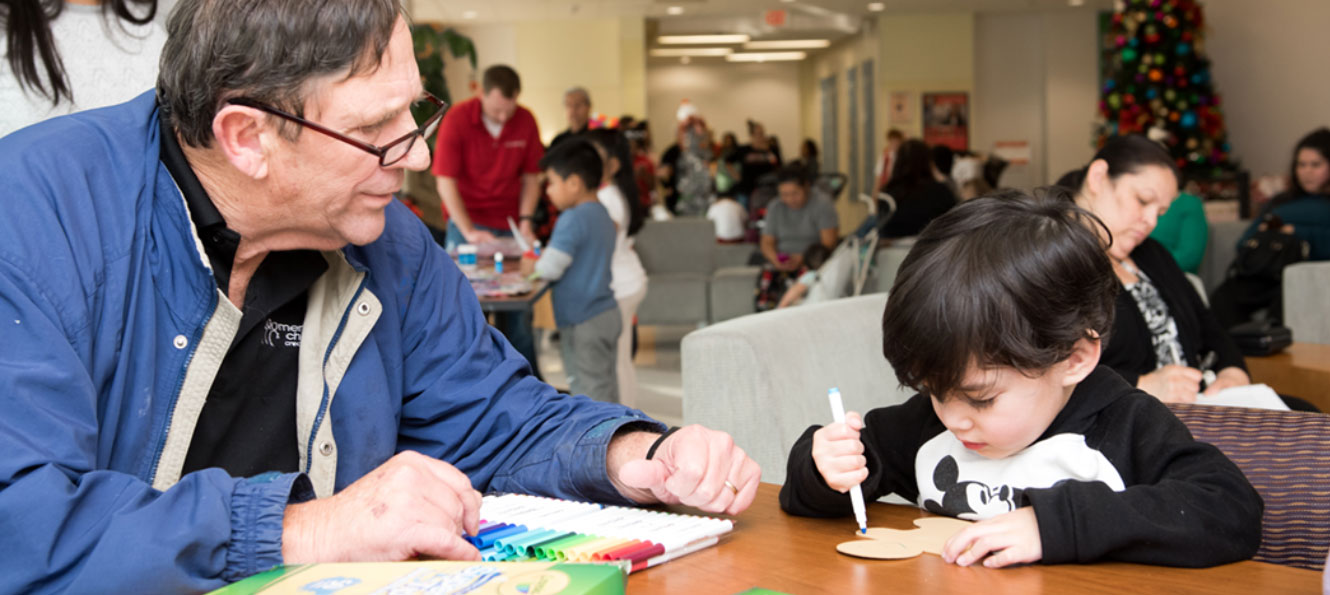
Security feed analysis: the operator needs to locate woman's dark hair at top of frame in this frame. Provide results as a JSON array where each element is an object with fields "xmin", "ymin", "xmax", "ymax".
[{"xmin": 5, "ymin": 0, "xmax": 158, "ymax": 105}]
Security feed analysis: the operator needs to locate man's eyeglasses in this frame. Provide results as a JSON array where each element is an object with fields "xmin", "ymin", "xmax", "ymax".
[{"xmin": 226, "ymin": 93, "xmax": 446, "ymax": 167}]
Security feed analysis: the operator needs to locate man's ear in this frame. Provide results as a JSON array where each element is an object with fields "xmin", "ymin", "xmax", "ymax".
[
  {"xmin": 1061, "ymin": 335, "xmax": 1103, "ymax": 387},
  {"xmin": 211, "ymin": 105, "xmax": 271, "ymax": 180},
  {"xmin": 1083, "ymin": 159, "xmax": 1111, "ymax": 200}
]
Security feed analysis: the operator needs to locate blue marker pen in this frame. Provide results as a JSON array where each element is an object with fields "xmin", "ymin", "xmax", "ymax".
[{"xmin": 827, "ymin": 387, "xmax": 868, "ymax": 534}]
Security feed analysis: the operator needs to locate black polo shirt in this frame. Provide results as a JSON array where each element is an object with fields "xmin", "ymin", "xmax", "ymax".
[{"xmin": 159, "ymin": 116, "xmax": 328, "ymax": 478}]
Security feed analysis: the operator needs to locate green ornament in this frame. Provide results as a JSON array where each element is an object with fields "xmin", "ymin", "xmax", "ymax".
[
  {"xmin": 1108, "ymin": 93, "xmax": 1122, "ymax": 109},
  {"xmin": 1165, "ymin": 89, "xmax": 1176, "ymax": 101},
  {"xmin": 1177, "ymin": 101, "xmax": 1188, "ymax": 110},
  {"xmin": 1138, "ymin": 63, "xmax": 1149, "ymax": 73},
  {"xmin": 1122, "ymin": 48, "xmax": 1138, "ymax": 62}
]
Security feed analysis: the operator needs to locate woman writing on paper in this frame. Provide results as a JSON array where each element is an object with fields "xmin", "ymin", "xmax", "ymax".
[{"xmin": 1068, "ymin": 135, "xmax": 1315, "ymax": 410}]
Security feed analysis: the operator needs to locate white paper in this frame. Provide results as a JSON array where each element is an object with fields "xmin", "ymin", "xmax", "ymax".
[{"xmin": 1194, "ymin": 384, "xmax": 1289, "ymax": 411}]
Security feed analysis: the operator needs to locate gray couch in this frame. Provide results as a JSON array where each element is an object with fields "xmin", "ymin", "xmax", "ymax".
[
  {"xmin": 1284, "ymin": 262, "xmax": 1330, "ymax": 345},
  {"xmin": 681, "ymin": 294, "xmax": 911, "ymax": 485},
  {"xmin": 633, "ymin": 218, "xmax": 761, "ymax": 326}
]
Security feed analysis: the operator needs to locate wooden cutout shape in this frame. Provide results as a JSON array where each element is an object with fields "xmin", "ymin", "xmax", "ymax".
[{"xmin": 835, "ymin": 517, "xmax": 973, "ymax": 560}]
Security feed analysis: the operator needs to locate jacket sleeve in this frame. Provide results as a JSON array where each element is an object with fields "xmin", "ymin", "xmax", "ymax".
[
  {"xmin": 780, "ymin": 394, "xmax": 931, "ymax": 517},
  {"xmin": 0, "ymin": 261, "xmax": 315, "ymax": 593},
  {"xmin": 1024, "ymin": 396, "xmax": 1262, "ymax": 567},
  {"xmin": 392, "ymin": 218, "xmax": 663, "ymax": 506}
]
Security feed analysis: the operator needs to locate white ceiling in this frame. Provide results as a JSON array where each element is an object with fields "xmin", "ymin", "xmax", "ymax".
[{"xmin": 410, "ymin": 0, "xmax": 1110, "ymax": 27}]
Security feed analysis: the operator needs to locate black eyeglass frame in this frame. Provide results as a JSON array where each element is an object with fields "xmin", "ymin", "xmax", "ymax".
[{"xmin": 225, "ymin": 93, "xmax": 446, "ymax": 167}]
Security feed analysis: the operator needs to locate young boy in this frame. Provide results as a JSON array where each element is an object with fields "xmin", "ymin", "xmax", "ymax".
[
  {"xmin": 527, "ymin": 140, "xmax": 622, "ymax": 403},
  {"xmin": 780, "ymin": 190, "xmax": 1262, "ymax": 568}
]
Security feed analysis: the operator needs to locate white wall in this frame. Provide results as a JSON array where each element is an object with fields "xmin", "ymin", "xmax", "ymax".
[
  {"xmin": 645, "ymin": 61, "xmax": 802, "ymax": 162},
  {"xmin": 1204, "ymin": 0, "xmax": 1330, "ymax": 177},
  {"xmin": 972, "ymin": 9, "xmax": 1099, "ymax": 188}
]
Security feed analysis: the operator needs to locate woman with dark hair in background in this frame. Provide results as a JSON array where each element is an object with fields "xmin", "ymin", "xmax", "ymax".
[
  {"xmin": 878, "ymin": 138, "xmax": 958, "ymax": 238},
  {"xmin": 731, "ymin": 119, "xmax": 782, "ymax": 209},
  {"xmin": 1210, "ymin": 127, "xmax": 1330, "ymax": 328},
  {"xmin": 797, "ymin": 138, "xmax": 820, "ymax": 177},
  {"xmin": 582, "ymin": 129, "xmax": 648, "ymax": 407},
  {"xmin": 1, "ymin": 0, "xmax": 165, "ymax": 136},
  {"xmin": 1073, "ymin": 135, "xmax": 1313, "ymax": 410}
]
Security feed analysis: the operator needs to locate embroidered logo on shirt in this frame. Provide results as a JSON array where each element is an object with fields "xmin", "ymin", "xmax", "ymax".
[{"xmin": 261, "ymin": 320, "xmax": 303, "ymax": 348}]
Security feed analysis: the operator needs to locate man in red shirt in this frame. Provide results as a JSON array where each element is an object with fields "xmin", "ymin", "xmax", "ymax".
[
  {"xmin": 433, "ymin": 65, "xmax": 543, "ymax": 248},
  {"xmin": 433, "ymin": 65, "xmax": 544, "ymax": 373}
]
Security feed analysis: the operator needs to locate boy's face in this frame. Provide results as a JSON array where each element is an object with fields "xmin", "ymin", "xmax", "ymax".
[
  {"xmin": 544, "ymin": 169, "xmax": 584, "ymax": 211},
  {"xmin": 930, "ymin": 340, "xmax": 1098, "ymax": 459}
]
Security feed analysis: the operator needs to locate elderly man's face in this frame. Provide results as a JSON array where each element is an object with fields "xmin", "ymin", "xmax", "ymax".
[
  {"xmin": 265, "ymin": 16, "xmax": 430, "ymax": 249},
  {"xmin": 481, "ymin": 88, "xmax": 518, "ymax": 124},
  {"xmin": 565, "ymin": 91, "xmax": 589, "ymax": 129}
]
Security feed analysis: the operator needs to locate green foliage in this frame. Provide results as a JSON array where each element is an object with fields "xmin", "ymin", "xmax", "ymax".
[{"xmin": 410, "ymin": 24, "xmax": 477, "ymax": 127}]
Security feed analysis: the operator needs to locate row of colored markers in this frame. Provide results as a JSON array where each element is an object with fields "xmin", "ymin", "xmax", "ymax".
[{"xmin": 468, "ymin": 494, "xmax": 734, "ymax": 572}]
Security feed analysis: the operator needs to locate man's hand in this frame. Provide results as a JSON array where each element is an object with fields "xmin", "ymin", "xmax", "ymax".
[
  {"xmin": 942, "ymin": 507, "xmax": 1042, "ymax": 568},
  {"xmin": 281, "ymin": 451, "xmax": 483, "ymax": 564},
  {"xmin": 1137, "ymin": 365, "xmax": 1202, "ymax": 403},
  {"xmin": 609, "ymin": 425, "xmax": 761, "ymax": 515},
  {"xmin": 461, "ymin": 228, "xmax": 497, "ymax": 245},
  {"xmin": 517, "ymin": 219, "xmax": 538, "ymax": 248},
  {"xmin": 811, "ymin": 411, "xmax": 868, "ymax": 493},
  {"xmin": 1201, "ymin": 366, "xmax": 1251, "ymax": 396}
]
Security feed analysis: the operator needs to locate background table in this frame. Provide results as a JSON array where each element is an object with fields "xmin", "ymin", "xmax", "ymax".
[
  {"xmin": 1246, "ymin": 341, "xmax": 1330, "ymax": 412},
  {"xmin": 626, "ymin": 483, "xmax": 1320, "ymax": 594}
]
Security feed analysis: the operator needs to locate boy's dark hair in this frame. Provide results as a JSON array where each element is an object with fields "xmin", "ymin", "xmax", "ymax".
[
  {"xmin": 881, "ymin": 187, "xmax": 1118, "ymax": 399},
  {"xmin": 539, "ymin": 138, "xmax": 602, "ymax": 192},
  {"xmin": 803, "ymin": 242, "xmax": 832, "ymax": 271},
  {"xmin": 482, "ymin": 64, "xmax": 521, "ymax": 98}
]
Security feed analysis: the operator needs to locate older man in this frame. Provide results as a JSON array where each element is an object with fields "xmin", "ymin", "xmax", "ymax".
[
  {"xmin": 549, "ymin": 86, "xmax": 591, "ymax": 149},
  {"xmin": 0, "ymin": 1, "xmax": 760, "ymax": 592}
]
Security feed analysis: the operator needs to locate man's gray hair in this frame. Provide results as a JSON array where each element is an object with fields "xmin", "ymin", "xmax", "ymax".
[
  {"xmin": 564, "ymin": 86, "xmax": 590, "ymax": 104},
  {"xmin": 157, "ymin": 0, "xmax": 403, "ymax": 147}
]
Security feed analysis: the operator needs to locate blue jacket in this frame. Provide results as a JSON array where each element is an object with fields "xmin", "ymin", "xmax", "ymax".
[{"xmin": 0, "ymin": 92, "xmax": 662, "ymax": 593}]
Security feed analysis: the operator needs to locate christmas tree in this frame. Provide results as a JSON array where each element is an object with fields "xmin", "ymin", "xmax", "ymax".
[{"xmin": 1096, "ymin": 0, "xmax": 1235, "ymax": 176}]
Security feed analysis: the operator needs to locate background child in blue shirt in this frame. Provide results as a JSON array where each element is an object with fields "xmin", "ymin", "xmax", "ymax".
[
  {"xmin": 529, "ymin": 140, "xmax": 622, "ymax": 403},
  {"xmin": 780, "ymin": 189, "xmax": 1261, "ymax": 568}
]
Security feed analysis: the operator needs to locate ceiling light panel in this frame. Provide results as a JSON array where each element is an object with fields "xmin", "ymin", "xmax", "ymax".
[
  {"xmin": 743, "ymin": 39, "xmax": 831, "ymax": 50},
  {"xmin": 725, "ymin": 51, "xmax": 807, "ymax": 62},
  {"xmin": 658, "ymin": 34, "xmax": 751, "ymax": 44}
]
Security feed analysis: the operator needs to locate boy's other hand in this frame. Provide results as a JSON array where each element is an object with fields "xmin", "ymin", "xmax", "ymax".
[
  {"xmin": 462, "ymin": 228, "xmax": 498, "ymax": 245},
  {"xmin": 1137, "ymin": 365, "xmax": 1202, "ymax": 403},
  {"xmin": 942, "ymin": 507, "xmax": 1042, "ymax": 568},
  {"xmin": 1201, "ymin": 366, "xmax": 1251, "ymax": 396},
  {"xmin": 811, "ymin": 411, "xmax": 868, "ymax": 493},
  {"xmin": 519, "ymin": 255, "xmax": 537, "ymax": 277}
]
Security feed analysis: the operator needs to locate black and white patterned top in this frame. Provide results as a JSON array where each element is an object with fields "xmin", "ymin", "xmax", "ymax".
[{"xmin": 1122, "ymin": 262, "xmax": 1185, "ymax": 368}]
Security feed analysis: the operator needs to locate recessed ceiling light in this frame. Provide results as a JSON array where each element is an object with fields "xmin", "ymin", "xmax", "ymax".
[
  {"xmin": 681, "ymin": 56, "xmax": 692, "ymax": 64},
  {"xmin": 726, "ymin": 51, "xmax": 807, "ymax": 62},
  {"xmin": 462, "ymin": 10, "xmax": 478, "ymax": 19},
  {"xmin": 658, "ymin": 34, "xmax": 751, "ymax": 44},
  {"xmin": 1069, "ymin": 0, "xmax": 1084, "ymax": 5},
  {"xmin": 867, "ymin": 2, "xmax": 885, "ymax": 11},
  {"xmin": 781, "ymin": 0, "xmax": 796, "ymax": 3},
  {"xmin": 649, "ymin": 47, "xmax": 734, "ymax": 57},
  {"xmin": 744, "ymin": 39, "xmax": 831, "ymax": 50},
  {"xmin": 666, "ymin": 6, "xmax": 684, "ymax": 15}
]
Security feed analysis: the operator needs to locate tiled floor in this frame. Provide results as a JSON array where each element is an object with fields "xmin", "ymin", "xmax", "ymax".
[{"xmin": 536, "ymin": 324, "xmax": 693, "ymax": 427}]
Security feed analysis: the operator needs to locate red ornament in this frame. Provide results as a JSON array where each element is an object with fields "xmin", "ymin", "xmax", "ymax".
[
  {"xmin": 1145, "ymin": 33, "xmax": 1161, "ymax": 44},
  {"xmin": 1174, "ymin": 66, "xmax": 1185, "ymax": 76},
  {"xmin": 1124, "ymin": 93, "xmax": 1136, "ymax": 105},
  {"xmin": 1181, "ymin": 31, "xmax": 1193, "ymax": 42},
  {"xmin": 1176, "ymin": 158, "xmax": 1187, "ymax": 169},
  {"xmin": 1113, "ymin": 13, "xmax": 1124, "ymax": 25}
]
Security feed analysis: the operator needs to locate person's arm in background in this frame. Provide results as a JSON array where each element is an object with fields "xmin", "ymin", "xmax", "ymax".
[
  {"xmin": 516, "ymin": 121, "xmax": 545, "ymax": 244},
  {"xmin": 818, "ymin": 195, "xmax": 840, "ymax": 249},
  {"xmin": 432, "ymin": 111, "xmax": 495, "ymax": 244},
  {"xmin": 436, "ymin": 176, "xmax": 495, "ymax": 244}
]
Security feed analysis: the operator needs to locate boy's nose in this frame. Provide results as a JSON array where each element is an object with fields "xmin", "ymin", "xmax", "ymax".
[{"xmin": 935, "ymin": 400, "xmax": 974, "ymax": 432}]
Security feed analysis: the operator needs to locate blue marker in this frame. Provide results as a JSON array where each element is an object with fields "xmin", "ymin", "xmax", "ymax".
[{"xmin": 827, "ymin": 387, "xmax": 868, "ymax": 534}]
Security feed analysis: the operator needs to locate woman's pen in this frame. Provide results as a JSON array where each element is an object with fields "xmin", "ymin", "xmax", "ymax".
[{"xmin": 827, "ymin": 388, "xmax": 868, "ymax": 534}]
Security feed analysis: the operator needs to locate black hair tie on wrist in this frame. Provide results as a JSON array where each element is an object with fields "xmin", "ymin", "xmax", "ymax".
[{"xmin": 646, "ymin": 426, "xmax": 681, "ymax": 460}]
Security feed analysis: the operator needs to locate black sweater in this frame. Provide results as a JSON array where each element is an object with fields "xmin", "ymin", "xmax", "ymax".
[
  {"xmin": 1102, "ymin": 238, "xmax": 1247, "ymax": 386},
  {"xmin": 780, "ymin": 366, "xmax": 1262, "ymax": 567},
  {"xmin": 879, "ymin": 179, "xmax": 958, "ymax": 238}
]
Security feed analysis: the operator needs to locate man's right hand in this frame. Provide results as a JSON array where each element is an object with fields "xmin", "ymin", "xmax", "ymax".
[
  {"xmin": 462, "ymin": 228, "xmax": 498, "ymax": 245},
  {"xmin": 281, "ymin": 451, "xmax": 483, "ymax": 563},
  {"xmin": 1138, "ymin": 365, "xmax": 1203, "ymax": 403}
]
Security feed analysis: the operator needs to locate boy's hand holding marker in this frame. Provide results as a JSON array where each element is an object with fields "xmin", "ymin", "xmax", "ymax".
[{"xmin": 811, "ymin": 412, "xmax": 869, "ymax": 493}]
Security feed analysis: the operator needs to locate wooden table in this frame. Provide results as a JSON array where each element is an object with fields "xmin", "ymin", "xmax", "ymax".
[
  {"xmin": 626, "ymin": 483, "xmax": 1320, "ymax": 594},
  {"xmin": 1246, "ymin": 341, "xmax": 1330, "ymax": 412}
]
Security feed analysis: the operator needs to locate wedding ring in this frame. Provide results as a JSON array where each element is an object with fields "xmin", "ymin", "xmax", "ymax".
[{"xmin": 724, "ymin": 480, "xmax": 740, "ymax": 496}]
